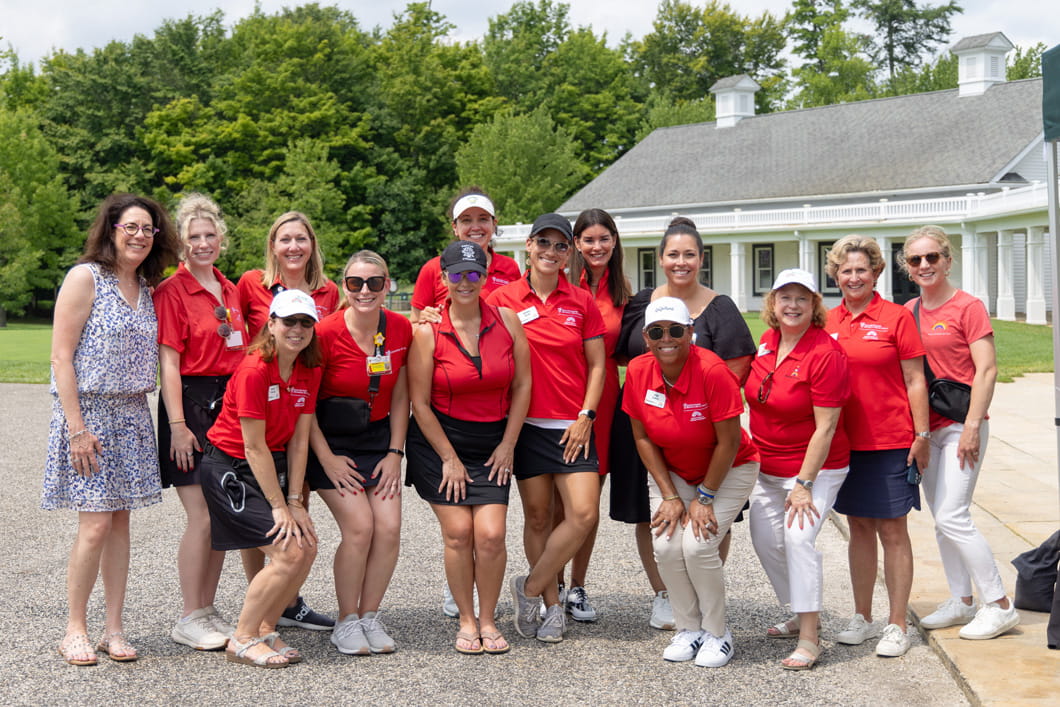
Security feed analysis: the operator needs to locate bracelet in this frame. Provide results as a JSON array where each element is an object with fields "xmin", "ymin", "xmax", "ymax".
[
  {"xmin": 287, "ymin": 500, "xmax": 304, "ymax": 509},
  {"xmin": 697, "ymin": 485, "xmax": 717, "ymax": 499},
  {"xmin": 662, "ymin": 494, "xmax": 680, "ymax": 502},
  {"xmin": 168, "ymin": 418, "xmax": 186, "ymax": 425},
  {"xmin": 388, "ymin": 448, "xmax": 405, "ymax": 457},
  {"xmin": 69, "ymin": 429, "xmax": 91, "ymax": 442},
  {"xmin": 267, "ymin": 493, "xmax": 283, "ymax": 508},
  {"xmin": 287, "ymin": 494, "xmax": 303, "ymax": 503}
]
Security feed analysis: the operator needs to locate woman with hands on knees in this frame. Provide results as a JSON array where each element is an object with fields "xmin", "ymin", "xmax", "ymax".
[
  {"xmin": 45, "ymin": 193, "xmax": 180, "ymax": 666},
  {"xmin": 622, "ymin": 297, "xmax": 760, "ymax": 668},
  {"xmin": 407, "ymin": 241, "xmax": 531, "ymax": 654},
  {"xmin": 199, "ymin": 289, "xmax": 323, "ymax": 669},
  {"xmin": 745, "ymin": 269, "xmax": 851, "ymax": 671},
  {"xmin": 308, "ymin": 250, "xmax": 411, "ymax": 656}
]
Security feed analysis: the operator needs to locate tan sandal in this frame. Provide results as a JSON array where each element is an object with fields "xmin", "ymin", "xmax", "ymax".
[
  {"xmin": 766, "ymin": 616, "xmax": 800, "ymax": 639},
  {"xmin": 781, "ymin": 639, "xmax": 821, "ymax": 671},
  {"xmin": 262, "ymin": 631, "xmax": 302, "ymax": 664},
  {"xmin": 455, "ymin": 630, "xmax": 484, "ymax": 655},
  {"xmin": 226, "ymin": 636, "xmax": 288, "ymax": 669},
  {"xmin": 58, "ymin": 633, "xmax": 98, "ymax": 666},
  {"xmin": 96, "ymin": 631, "xmax": 138, "ymax": 662},
  {"xmin": 480, "ymin": 630, "xmax": 510, "ymax": 655}
]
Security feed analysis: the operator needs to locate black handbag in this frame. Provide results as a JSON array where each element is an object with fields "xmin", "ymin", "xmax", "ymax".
[
  {"xmin": 913, "ymin": 301, "xmax": 972, "ymax": 423},
  {"xmin": 1012, "ymin": 530, "xmax": 1060, "ymax": 613},
  {"xmin": 315, "ymin": 310, "xmax": 387, "ymax": 438}
]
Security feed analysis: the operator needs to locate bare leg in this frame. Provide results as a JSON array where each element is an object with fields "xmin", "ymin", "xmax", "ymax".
[
  {"xmin": 433, "ymin": 504, "xmax": 477, "ymax": 640},
  {"xmin": 518, "ymin": 474, "xmax": 559, "ymax": 605},
  {"xmin": 878, "ymin": 516, "xmax": 914, "ymax": 626},
  {"xmin": 175, "ymin": 485, "xmax": 225, "ymax": 614},
  {"xmin": 569, "ymin": 475, "xmax": 602, "ymax": 587},
  {"xmin": 635, "ymin": 522, "xmax": 666, "ymax": 594},
  {"xmin": 100, "ymin": 510, "xmax": 131, "ymax": 637},
  {"xmin": 847, "ymin": 515, "xmax": 879, "ymax": 622},
  {"xmin": 524, "ymin": 473, "xmax": 599, "ymax": 602},
  {"xmin": 358, "ymin": 491, "xmax": 402, "ymax": 614},
  {"xmin": 65, "ymin": 512, "xmax": 114, "ymax": 638},
  {"xmin": 471, "ymin": 504, "xmax": 508, "ymax": 636},
  {"xmin": 318, "ymin": 489, "xmax": 372, "ymax": 619}
]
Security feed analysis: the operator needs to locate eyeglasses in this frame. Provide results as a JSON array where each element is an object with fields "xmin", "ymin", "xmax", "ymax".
[
  {"xmin": 906, "ymin": 252, "xmax": 942, "ymax": 267},
  {"xmin": 757, "ymin": 371, "xmax": 775, "ymax": 404},
  {"xmin": 114, "ymin": 223, "xmax": 159, "ymax": 237},
  {"xmin": 446, "ymin": 271, "xmax": 483, "ymax": 284},
  {"xmin": 344, "ymin": 275, "xmax": 386, "ymax": 292},
  {"xmin": 646, "ymin": 324, "xmax": 688, "ymax": 341},
  {"xmin": 279, "ymin": 316, "xmax": 315, "ymax": 329},
  {"xmin": 535, "ymin": 237, "xmax": 570, "ymax": 253},
  {"xmin": 214, "ymin": 305, "xmax": 232, "ymax": 338}
]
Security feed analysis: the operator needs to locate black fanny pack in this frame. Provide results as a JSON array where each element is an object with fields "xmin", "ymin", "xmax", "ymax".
[
  {"xmin": 914, "ymin": 301, "xmax": 972, "ymax": 423},
  {"xmin": 315, "ymin": 310, "xmax": 388, "ymax": 438}
]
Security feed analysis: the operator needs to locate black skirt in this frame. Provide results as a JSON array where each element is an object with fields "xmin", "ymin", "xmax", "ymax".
[
  {"xmin": 200, "ymin": 444, "xmax": 289, "ymax": 551},
  {"xmin": 406, "ymin": 410, "xmax": 510, "ymax": 506},
  {"xmin": 158, "ymin": 375, "xmax": 229, "ymax": 488},
  {"xmin": 608, "ymin": 389, "xmax": 651, "ymax": 524},
  {"xmin": 513, "ymin": 422, "xmax": 599, "ymax": 480},
  {"xmin": 306, "ymin": 417, "xmax": 391, "ymax": 490}
]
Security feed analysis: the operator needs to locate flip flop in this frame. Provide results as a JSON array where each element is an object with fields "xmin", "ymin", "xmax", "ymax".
[
  {"xmin": 96, "ymin": 632, "xmax": 138, "ymax": 662},
  {"xmin": 781, "ymin": 639, "xmax": 822, "ymax": 671},
  {"xmin": 480, "ymin": 630, "xmax": 510, "ymax": 655},
  {"xmin": 58, "ymin": 633, "xmax": 97, "ymax": 666},
  {"xmin": 455, "ymin": 630, "xmax": 484, "ymax": 655},
  {"xmin": 226, "ymin": 636, "xmax": 288, "ymax": 669}
]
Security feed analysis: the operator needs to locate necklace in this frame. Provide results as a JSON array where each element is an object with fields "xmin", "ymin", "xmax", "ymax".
[{"xmin": 662, "ymin": 373, "xmax": 678, "ymax": 388}]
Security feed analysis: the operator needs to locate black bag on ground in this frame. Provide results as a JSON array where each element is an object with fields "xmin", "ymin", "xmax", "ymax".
[{"xmin": 1011, "ymin": 530, "xmax": 1060, "ymax": 613}]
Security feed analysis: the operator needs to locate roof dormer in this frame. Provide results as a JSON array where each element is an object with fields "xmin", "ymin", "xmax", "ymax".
[
  {"xmin": 709, "ymin": 74, "xmax": 760, "ymax": 128},
  {"xmin": 951, "ymin": 32, "xmax": 1013, "ymax": 97}
]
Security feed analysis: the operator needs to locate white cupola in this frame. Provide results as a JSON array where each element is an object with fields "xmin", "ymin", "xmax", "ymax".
[
  {"xmin": 951, "ymin": 32, "xmax": 1013, "ymax": 97},
  {"xmin": 709, "ymin": 74, "xmax": 760, "ymax": 128}
]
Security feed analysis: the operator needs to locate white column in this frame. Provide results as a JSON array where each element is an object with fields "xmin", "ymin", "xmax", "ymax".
[
  {"xmin": 1026, "ymin": 226, "xmax": 1047, "ymax": 325},
  {"xmin": 959, "ymin": 228, "xmax": 989, "ymax": 310},
  {"xmin": 878, "ymin": 236, "xmax": 893, "ymax": 301},
  {"xmin": 730, "ymin": 241, "xmax": 748, "ymax": 312},
  {"xmin": 974, "ymin": 229, "xmax": 991, "ymax": 309},
  {"xmin": 797, "ymin": 232, "xmax": 813, "ymax": 272},
  {"xmin": 995, "ymin": 230, "xmax": 1015, "ymax": 321}
]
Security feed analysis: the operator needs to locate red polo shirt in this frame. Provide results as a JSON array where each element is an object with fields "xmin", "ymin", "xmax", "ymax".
[
  {"xmin": 745, "ymin": 326, "xmax": 851, "ymax": 477},
  {"xmin": 237, "ymin": 269, "xmax": 340, "ymax": 338},
  {"xmin": 580, "ymin": 269, "xmax": 624, "ymax": 475},
  {"xmin": 430, "ymin": 301, "xmax": 515, "ymax": 422},
  {"xmin": 827, "ymin": 292, "xmax": 925, "ymax": 450},
  {"xmin": 623, "ymin": 346, "xmax": 759, "ymax": 485},
  {"xmin": 487, "ymin": 273, "xmax": 606, "ymax": 419},
  {"xmin": 411, "ymin": 251, "xmax": 522, "ymax": 311},
  {"xmin": 316, "ymin": 309, "xmax": 412, "ymax": 421},
  {"xmin": 207, "ymin": 352, "xmax": 322, "ymax": 457},
  {"xmin": 153, "ymin": 263, "xmax": 247, "ymax": 376}
]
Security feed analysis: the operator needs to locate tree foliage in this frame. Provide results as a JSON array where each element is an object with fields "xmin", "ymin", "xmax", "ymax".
[{"xmin": 852, "ymin": 0, "xmax": 962, "ymax": 83}]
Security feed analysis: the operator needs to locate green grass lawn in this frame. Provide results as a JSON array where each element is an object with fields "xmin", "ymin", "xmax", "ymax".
[{"xmin": 0, "ymin": 317, "xmax": 1052, "ymax": 384}]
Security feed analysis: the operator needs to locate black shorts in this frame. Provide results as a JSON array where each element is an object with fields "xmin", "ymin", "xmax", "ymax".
[
  {"xmin": 158, "ymin": 375, "xmax": 229, "ymax": 487},
  {"xmin": 306, "ymin": 417, "xmax": 391, "ymax": 490},
  {"xmin": 200, "ymin": 444, "xmax": 289, "ymax": 551},
  {"xmin": 513, "ymin": 423, "xmax": 598, "ymax": 480},
  {"xmin": 835, "ymin": 448, "xmax": 921, "ymax": 519},
  {"xmin": 406, "ymin": 410, "xmax": 510, "ymax": 506}
]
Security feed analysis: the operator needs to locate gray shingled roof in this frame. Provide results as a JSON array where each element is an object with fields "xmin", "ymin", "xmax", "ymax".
[
  {"xmin": 560, "ymin": 79, "xmax": 1043, "ymax": 213},
  {"xmin": 951, "ymin": 32, "xmax": 1011, "ymax": 52},
  {"xmin": 709, "ymin": 74, "xmax": 759, "ymax": 91}
]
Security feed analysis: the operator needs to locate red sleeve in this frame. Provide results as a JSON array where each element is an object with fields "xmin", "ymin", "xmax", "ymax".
[
  {"xmin": 961, "ymin": 296, "xmax": 994, "ymax": 344},
  {"xmin": 153, "ymin": 279, "xmax": 189, "ymax": 353},
  {"xmin": 705, "ymin": 358, "xmax": 746, "ymax": 422},
  {"xmin": 809, "ymin": 344, "xmax": 850, "ymax": 409},
  {"xmin": 893, "ymin": 306, "xmax": 926, "ymax": 360},
  {"xmin": 621, "ymin": 356, "xmax": 648, "ymax": 421},
  {"xmin": 233, "ymin": 363, "xmax": 270, "ymax": 421},
  {"xmin": 411, "ymin": 258, "xmax": 442, "ymax": 310}
]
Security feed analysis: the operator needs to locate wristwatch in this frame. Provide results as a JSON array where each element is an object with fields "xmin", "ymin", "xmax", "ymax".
[
  {"xmin": 795, "ymin": 478, "xmax": 814, "ymax": 491},
  {"xmin": 916, "ymin": 431, "xmax": 931, "ymax": 439},
  {"xmin": 579, "ymin": 409, "xmax": 597, "ymax": 421},
  {"xmin": 697, "ymin": 494, "xmax": 715, "ymax": 506}
]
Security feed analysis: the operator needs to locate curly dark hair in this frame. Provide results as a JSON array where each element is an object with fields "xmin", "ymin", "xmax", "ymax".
[{"xmin": 79, "ymin": 193, "xmax": 180, "ymax": 286}]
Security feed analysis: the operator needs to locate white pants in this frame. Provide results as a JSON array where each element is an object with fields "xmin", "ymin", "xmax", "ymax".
[
  {"xmin": 648, "ymin": 463, "xmax": 759, "ymax": 636},
  {"xmin": 922, "ymin": 421, "xmax": 1005, "ymax": 602},
  {"xmin": 749, "ymin": 467, "xmax": 848, "ymax": 613}
]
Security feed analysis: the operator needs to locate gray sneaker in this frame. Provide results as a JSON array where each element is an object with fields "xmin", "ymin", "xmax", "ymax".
[
  {"xmin": 360, "ymin": 611, "xmax": 396, "ymax": 654},
  {"xmin": 331, "ymin": 614, "xmax": 370, "ymax": 655},
  {"xmin": 510, "ymin": 575, "xmax": 542, "ymax": 638},
  {"xmin": 537, "ymin": 604, "xmax": 566, "ymax": 643}
]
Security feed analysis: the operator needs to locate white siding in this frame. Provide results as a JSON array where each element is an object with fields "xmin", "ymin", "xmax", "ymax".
[{"xmin": 1012, "ymin": 232, "xmax": 1054, "ymax": 315}]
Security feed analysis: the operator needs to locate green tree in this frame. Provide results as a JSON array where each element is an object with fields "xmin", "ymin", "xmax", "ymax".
[
  {"xmin": 483, "ymin": 0, "xmax": 571, "ymax": 108},
  {"xmin": 1008, "ymin": 42, "xmax": 1046, "ymax": 80},
  {"xmin": 788, "ymin": 25, "xmax": 877, "ymax": 108},
  {"xmin": 455, "ymin": 107, "xmax": 587, "ymax": 223},
  {"xmin": 0, "ymin": 49, "xmax": 48, "ymax": 111},
  {"xmin": 788, "ymin": 0, "xmax": 851, "ymax": 72},
  {"xmin": 887, "ymin": 51, "xmax": 957, "ymax": 95},
  {"xmin": 635, "ymin": 95, "xmax": 714, "ymax": 141},
  {"xmin": 852, "ymin": 0, "xmax": 963, "ymax": 83}
]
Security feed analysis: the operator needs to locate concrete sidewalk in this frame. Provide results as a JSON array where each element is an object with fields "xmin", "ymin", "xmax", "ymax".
[{"xmin": 882, "ymin": 373, "xmax": 1060, "ymax": 704}]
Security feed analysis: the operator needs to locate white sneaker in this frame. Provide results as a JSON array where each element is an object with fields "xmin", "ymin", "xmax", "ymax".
[
  {"xmin": 958, "ymin": 601, "xmax": 1020, "ymax": 640},
  {"xmin": 331, "ymin": 614, "xmax": 370, "ymax": 655},
  {"xmin": 876, "ymin": 623, "xmax": 911, "ymax": 657},
  {"xmin": 443, "ymin": 583, "xmax": 483, "ymax": 618},
  {"xmin": 695, "ymin": 629, "xmax": 735, "ymax": 668},
  {"xmin": 203, "ymin": 605, "xmax": 235, "ymax": 638},
  {"xmin": 566, "ymin": 586, "xmax": 597, "ymax": 622},
  {"xmin": 920, "ymin": 597, "xmax": 977, "ymax": 630},
  {"xmin": 650, "ymin": 590, "xmax": 676, "ymax": 630},
  {"xmin": 662, "ymin": 629, "xmax": 704, "ymax": 662},
  {"xmin": 360, "ymin": 611, "xmax": 396, "ymax": 653},
  {"xmin": 171, "ymin": 607, "xmax": 229, "ymax": 650},
  {"xmin": 836, "ymin": 613, "xmax": 880, "ymax": 645},
  {"xmin": 540, "ymin": 584, "xmax": 567, "ymax": 620}
]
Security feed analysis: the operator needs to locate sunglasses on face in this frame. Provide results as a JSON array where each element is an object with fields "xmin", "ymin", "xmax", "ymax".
[
  {"xmin": 646, "ymin": 324, "xmax": 688, "ymax": 341},
  {"xmin": 906, "ymin": 252, "xmax": 942, "ymax": 267},
  {"xmin": 279, "ymin": 316, "xmax": 315, "ymax": 329},
  {"xmin": 446, "ymin": 271, "xmax": 483, "ymax": 284},
  {"xmin": 214, "ymin": 305, "xmax": 232, "ymax": 338},
  {"xmin": 757, "ymin": 371, "xmax": 775, "ymax": 404},
  {"xmin": 114, "ymin": 223, "xmax": 159, "ymax": 237},
  {"xmin": 344, "ymin": 275, "xmax": 387, "ymax": 292},
  {"xmin": 534, "ymin": 237, "xmax": 570, "ymax": 253}
]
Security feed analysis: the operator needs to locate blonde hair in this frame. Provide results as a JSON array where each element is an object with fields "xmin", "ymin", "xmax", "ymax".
[
  {"xmin": 825, "ymin": 234, "xmax": 885, "ymax": 280},
  {"xmin": 339, "ymin": 250, "xmax": 389, "ymax": 308},
  {"xmin": 174, "ymin": 193, "xmax": 227, "ymax": 260},
  {"xmin": 898, "ymin": 225, "xmax": 953, "ymax": 277},
  {"xmin": 761, "ymin": 288, "xmax": 828, "ymax": 329},
  {"xmin": 261, "ymin": 211, "xmax": 327, "ymax": 290}
]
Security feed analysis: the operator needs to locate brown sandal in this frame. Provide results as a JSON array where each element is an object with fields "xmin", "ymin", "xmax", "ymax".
[
  {"xmin": 455, "ymin": 631, "xmax": 484, "ymax": 655},
  {"xmin": 781, "ymin": 639, "xmax": 822, "ymax": 670},
  {"xmin": 58, "ymin": 633, "xmax": 98, "ymax": 666},
  {"xmin": 96, "ymin": 631, "xmax": 138, "ymax": 662},
  {"xmin": 480, "ymin": 630, "xmax": 510, "ymax": 654}
]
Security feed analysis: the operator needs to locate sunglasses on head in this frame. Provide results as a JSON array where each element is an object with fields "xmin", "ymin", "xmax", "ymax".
[
  {"xmin": 446, "ymin": 271, "xmax": 483, "ymax": 284},
  {"xmin": 906, "ymin": 252, "xmax": 942, "ymax": 267},
  {"xmin": 344, "ymin": 275, "xmax": 386, "ymax": 292},
  {"xmin": 534, "ymin": 237, "xmax": 570, "ymax": 253},
  {"xmin": 214, "ymin": 305, "xmax": 232, "ymax": 338},
  {"xmin": 646, "ymin": 324, "xmax": 688, "ymax": 341},
  {"xmin": 279, "ymin": 316, "xmax": 315, "ymax": 329}
]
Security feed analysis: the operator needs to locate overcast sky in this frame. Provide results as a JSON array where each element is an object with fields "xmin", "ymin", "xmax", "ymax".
[{"xmin": 1, "ymin": 0, "xmax": 1055, "ymax": 67}]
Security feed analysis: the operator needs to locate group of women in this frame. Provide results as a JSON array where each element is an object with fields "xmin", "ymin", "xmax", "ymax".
[{"xmin": 43, "ymin": 186, "xmax": 1018, "ymax": 670}]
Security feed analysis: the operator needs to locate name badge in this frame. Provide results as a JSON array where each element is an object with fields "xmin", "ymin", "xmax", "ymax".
[
  {"xmin": 757, "ymin": 343, "xmax": 771, "ymax": 357},
  {"xmin": 268, "ymin": 384, "xmax": 280, "ymax": 402},
  {"xmin": 645, "ymin": 390, "xmax": 666, "ymax": 408},
  {"xmin": 517, "ymin": 306, "xmax": 540, "ymax": 325},
  {"xmin": 366, "ymin": 354, "xmax": 392, "ymax": 375},
  {"xmin": 226, "ymin": 329, "xmax": 244, "ymax": 348}
]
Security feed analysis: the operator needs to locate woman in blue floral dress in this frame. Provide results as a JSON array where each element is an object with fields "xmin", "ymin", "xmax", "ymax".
[{"xmin": 44, "ymin": 194, "xmax": 180, "ymax": 666}]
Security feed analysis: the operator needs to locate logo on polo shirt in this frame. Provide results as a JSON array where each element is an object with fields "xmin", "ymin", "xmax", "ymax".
[
  {"xmin": 863, "ymin": 330, "xmax": 878, "ymax": 340},
  {"xmin": 557, "ymin": 306, "xmax": 584, "ymax": 325},
  {"xmin": 689, "ymin": 410, "xmax": 707, "ymax": 422},
  {"xmin": 928, "ymin": 320, "xmax": 950, "ymax": 335},
  {"xmin": 288, "ymin": 386, "xmax": 310, "ymax": 408}
]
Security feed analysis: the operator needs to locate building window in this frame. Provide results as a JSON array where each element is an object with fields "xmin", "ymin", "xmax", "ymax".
[
  {"xmin": 818, "ymin": 241, "xmax": 839, "ymax": 295},
  {"xmin": 752, "ymin": 245, "xmax": 774, "ymax": 294},
  {"xmin": 638, "ymin": 248, "xmax": 656, "ymax": 290},
  {"xmin": 699, "ymin": 246, "xmax": 713, "ymax": 287}
]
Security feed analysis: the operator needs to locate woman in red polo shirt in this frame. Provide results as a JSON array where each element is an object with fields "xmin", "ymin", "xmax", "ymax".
[
  {"xmin": 487, "ymin": 213, "xmax": 606, "ymax": 644},
  {"xmin": 410, "ymin": 187, "xmax": 521, "ymax": 324},
  {"xmin": 154, "ymin": 193, "xmax": 247, "ymax": 651},
  {"xmin": 307, "ymin": 250, "xmax": 411, "ymax": 656},
  {"xmin": 745, "ymin": 269, "xmax": 850, "ymax": 671},
  {"xmin": 236, "ymin": 211, "xmax": 338, "ymax": 630},
  {"xmin": 407, "ymin": 241, "xmax": 531, "ymax": 654},
  {"xmin": 623, "ymin": 297, "xmax": 759, "ymax": 668},
  {"xmin": 200, "ymin": 289, "xmax": 323, "ymax": 668},
  {"xmin": 824, "ymin": 235, "xmax": 929, "ymax": 658}
]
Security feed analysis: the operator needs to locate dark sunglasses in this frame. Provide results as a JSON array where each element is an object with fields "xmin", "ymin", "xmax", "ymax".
[
  {"xmin": 535, "ymin": 237, "xmax": 570, "ymax": 253},
  {"xmin": 646, "ymin": 324, "xmax": 688, "ymax": 341},
  {"xmin": 214, "ymin": 305, "xmax": 232, "ymax": 338},
  {"xmin": 757, "ymin": 371, "xmax": 776, "ymax": 404},
  {"xmin": 344, "ymin": 275, "xmax": 386, "ymax": 292},
  {"xmin": 906, "ymin": 252, "xmax": 942, "ymax": 267},
  {"xmin": 446, "ymin": 271, "xmax": 483, "ymax": 284},
  {"xmin": 279, "ymin": 316, "xmax": 315, "ymax": 329}
]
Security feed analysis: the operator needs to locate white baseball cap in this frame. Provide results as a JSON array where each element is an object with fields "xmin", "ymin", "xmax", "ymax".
[
  {"xmin": 643, "ymin": 296, "xmax": 693, "ymax": 329},
  {"xmin": 770, "ymin": 268, "xmax": 818, "ymax": 293},
  {"xmin": 452, "ymin": 194, "xmax": 495, "ymax": 220},
  {"xmin": 269, "ymin": 289, "xmax": 319, "ymax": 321}
]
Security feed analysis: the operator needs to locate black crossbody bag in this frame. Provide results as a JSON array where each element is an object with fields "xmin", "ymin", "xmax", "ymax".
[
  {"xmin": 316, "ymin": 310, "xmax": 387, "ymax": 437},
  {"xmin": 913, "ymin": 300, "xmax": 972, "ymax": 423}
]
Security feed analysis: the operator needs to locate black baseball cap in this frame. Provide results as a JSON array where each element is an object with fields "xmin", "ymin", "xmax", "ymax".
[
  {"xmin": 529, "ymin": 213, "xmax": 574, "ymax": 242},
  {"xmin": 440, "ymin": 240, "xmax": 488, "ymax": 274}
]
